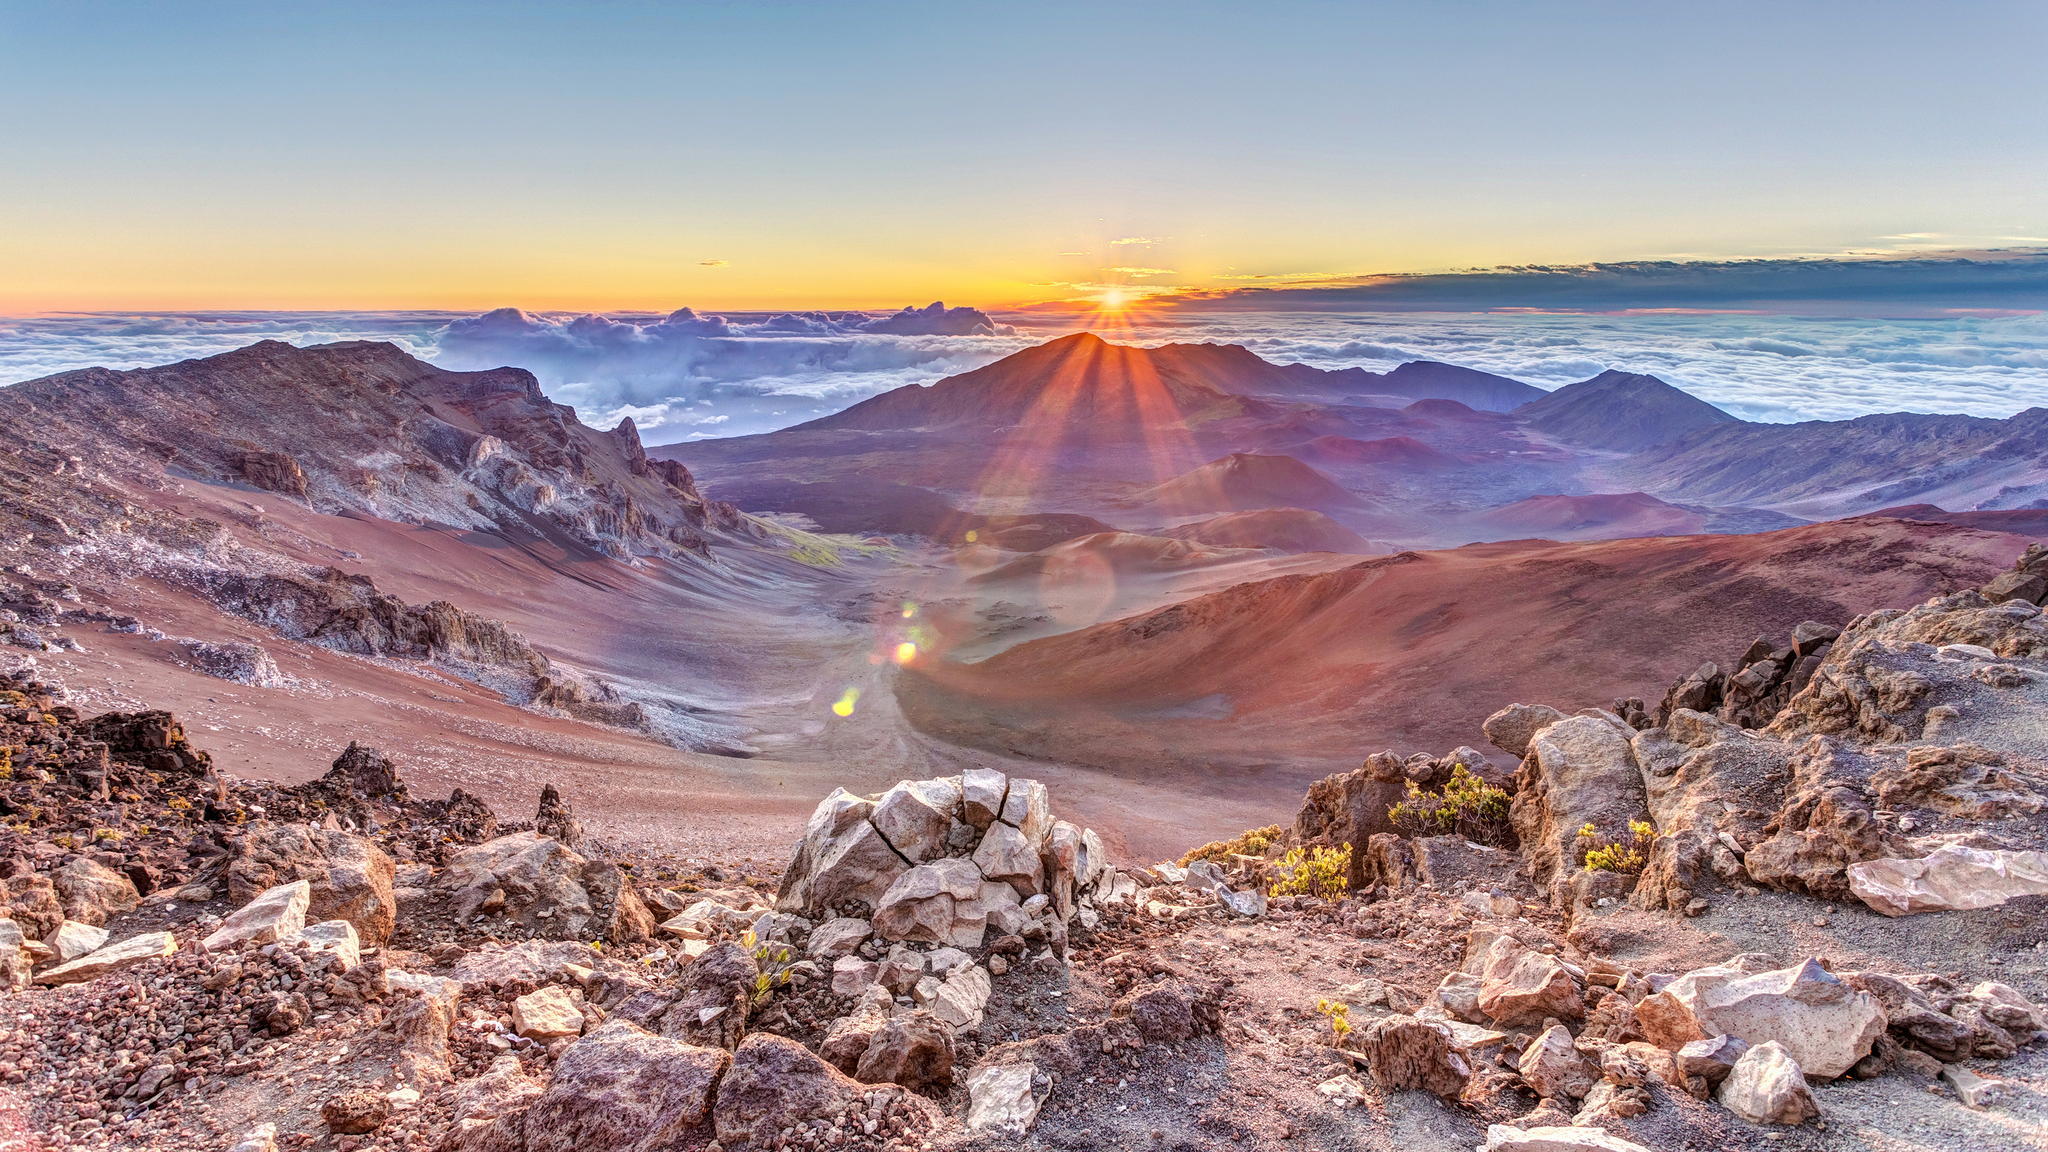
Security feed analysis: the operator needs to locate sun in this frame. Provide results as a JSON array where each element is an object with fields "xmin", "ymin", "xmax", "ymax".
[{"xmin": 1098, "ymin": 286, "xmax": 1132, "ymax": 312}]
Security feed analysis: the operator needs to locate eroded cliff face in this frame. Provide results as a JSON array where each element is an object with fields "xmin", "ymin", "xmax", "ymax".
[
  {"xmin": 0, "ymin": 340, "xmax": 749, "ymax": 563},
  {"xmin": 0, "ymin": 341, "xmax": 763, "ymax": 739}
]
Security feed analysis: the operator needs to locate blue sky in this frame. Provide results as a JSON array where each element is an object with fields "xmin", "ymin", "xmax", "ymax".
[{"xmin": 3, "ymin": 1, "xmax": 2045, "ymax": 311}]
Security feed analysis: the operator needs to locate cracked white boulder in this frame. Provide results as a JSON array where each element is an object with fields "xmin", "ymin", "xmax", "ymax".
[
  {"xmin": 966, "ymin": 1063, "xmax": 1042, "ymax": 1135},
  {"xmin": 1848, "ymin": 844, "xmax": 2048, "ymax": 916},
  {"xmin": 1637, "ymin": 958, "xmax": 1883, "ymax": 1079}
]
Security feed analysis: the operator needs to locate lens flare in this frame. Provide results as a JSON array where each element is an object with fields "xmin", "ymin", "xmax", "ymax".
[
  {"xmin": 831, "ymin": 687, "xmax": 860, "ymax": 717},
  {"xmin": 894, "ymin": 641, "xmax": 918, "ymax": 665}
]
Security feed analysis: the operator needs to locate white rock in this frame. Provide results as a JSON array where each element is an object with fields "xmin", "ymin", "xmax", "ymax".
[
  {"xmin": 966, "ymin": 1063, "xmax": 1040, "ymax": 1135},
  {"xmin": 1637, "ymin": 958, "xmax": 1882, "ymax": 1079},
  {"xmin": 1941, "ymin": 1063, "xmax": 2007, "ymax": 1109},
  {"xmin": 204, "ymin": 879, "xmax": 310, "ymax": 952},
  {"xmin": 972, "ymin": 821, "xmax": 1044, "ymax": 896},
  {"xmin": 996, "ymin": 778, "xmax": 1051, "ymax": 843},
  {"xmin": 922, "ymin": 963, "xmax": 993, "ymax": 1032},
  {"xmin": 1717, "ymin": 1040, "xmax": 1819, "ymax": 1125},
  {"xmin": 871, "ymin": 777, "xmax": 963, "ymax": 862},
  {"xmin": 960, "ymin": 767, "xmax": 1008, "ymax": 829},
  {"xmin": 229, "ymin": 1122, "xmax": 280, "ymax": 1152},
  {"xmin": 292, "ymin": 919, "xmax": 362, "ymax": 971},
  {"xmin": 48, "ymin": 920, "xmax": 110, "ymax": 964},
  {"xmin": 1217, "ymin": 886, "xmax": 1267, "ymax": 918},
  {"xmin": 511, "ymin": 985, "xmax": 585, "ymax": 1041},
  {"xmin": 1484, "ymin": 1124, "xmax": 1654, "ymax": 1152},
  {"xmin": 806, "ymin": 916, "xmax": 871, "ymax": 959},
  {"xmin": 35, "ymin": 930, "xmax": 177, "ymax": 985},
  {"xmin": 1848, "ymin": 845, "xmax": 2048, "ymax": 916}
]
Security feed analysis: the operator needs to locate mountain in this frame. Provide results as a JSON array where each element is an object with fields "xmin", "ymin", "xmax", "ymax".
[
  {"xmin": 1618, "ymin": 408, "xmax": 2048, "ymax": 518},
  {"xmin": 1270, "ymin": 359, "xmax": 1545, "ymax": 411},
  {"xmin": 1139, "ymin": 453, "xmax": 1361, "ymax": 515},
  {"xmin": 1160, "ymin": 508, "xmax": 1377, "ymax": 553},
  {"xmin": 1516, "ymin": 369, "xmax": 1741, "ymax": 451},
  {"xmin": 900, "ymin": 517, "xmax": 2024, "ymax": 782},
  {"xmin": 4, "ymin": 340, "xmax": 745, "ymax": 561},
  {"xmin": 794, "ymin": 332, "xmax": 1270, "ymax": 433}
]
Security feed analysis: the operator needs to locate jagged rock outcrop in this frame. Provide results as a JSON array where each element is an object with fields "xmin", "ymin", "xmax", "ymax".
[
  {"xmin": 776, "ymin": 770, "xmax": 1115, "ymax": 950},
  {"xmin": 437, "ymin": 831, "xmax": 655, "ymax": 945},
  {"xmin": 1510, "ymin": 714, "xmax": 1648, "ymax": 894}
]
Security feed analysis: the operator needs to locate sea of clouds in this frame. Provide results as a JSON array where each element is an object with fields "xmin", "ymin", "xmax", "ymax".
[{"xmin": 2, "ymin": 303, "xmax": 2044, "ymax": 439}]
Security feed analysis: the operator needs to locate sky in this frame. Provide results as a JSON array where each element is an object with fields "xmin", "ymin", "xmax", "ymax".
[{"xmin": 3, "ymin": 0, "xmax": 2047, "ymax": 312}]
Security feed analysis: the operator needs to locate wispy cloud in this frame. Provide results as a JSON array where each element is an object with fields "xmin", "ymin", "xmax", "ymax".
[
  {"xmin": 1108, "ymin": 236, "xmax": 1165, "ymax": 247},
  {"xmin": 697, "ymin": 258, "xmax": 730, "ymax": 267},
  {"xmin": 1160, "ymin": 249, "xmax": 2048, "ymax": 318}
]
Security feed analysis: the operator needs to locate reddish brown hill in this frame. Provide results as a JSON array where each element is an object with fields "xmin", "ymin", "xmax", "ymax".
[
  {"xmin": 900, "ymin": 518, "xmax": 2024, "ymax": 785},
  {"xmin": 1302, "ymin": 435, "xmax": 1461, "ymax": 470},
  {"xmin": 1460, "ymin": 491, "xmax": 1704, "ymax": 541},
  {"xmin": 1140, "ymin": 452, "xmax": 1360, "ymax": 514},
  {"xmin": 1161, "ymin": 508, "xmax": 1376, "ymax": 554},
  {"xmin": 1862, "ymin": 503, "xmax": 2048, "ymax": 538}
]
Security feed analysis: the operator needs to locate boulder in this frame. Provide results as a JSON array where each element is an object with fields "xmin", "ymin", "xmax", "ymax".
[
  {"xmin": 294, "ymin": 919, "xmax": 361, "ymax": 971},
  {"xmin": 1484, "ymin": 703, "xmax": 1569, "ymax": 759},
  {"xmin": 1478, "ymin": 948, "xmax": 1583, "ymax": 1028},
  {"xmin": 714, "ymin": 1032, "xmax": 935, "ymax": 1148},
  {"xmin": 806, "ymin": 916, "xmax": 871, "ymax": 959},
  {"xmin": 204, "ymin": 880, "xmax": 311, "ymax": 951},
  {"xmin": 1637, "ymin": 959, "xmax": 1882, "ymax": 1079},
  {"xmin": 871, "ymin": 778, "xmax": 962, "ymax": 862},
  {"xmin": 1675, "ymin": 1034, "xmax": 1747, "ymax": 1088},
  {"xmin": 821, "ymin": 987, "xmax": 896, "ymax": 1073},
  {"xmin": 1360, "ymin": 1015, "xmax": 1472, "ymax": 1098},
  {"xmin": 1510, "ymin": 714, "xmax": 1650, "ymax": 891},
  {"xmin": 1847, "ymin": 845, "xmax": 2048, "ymax": 916},
  {"xmin": 227, "ymin": 824, "xmax": 398, "ymax": 945},
  {"xmin": 854, "ymin": 1009, "xmax": 956, "ymax": 1092},
  {"xmin": 48, "ymin": 920, "xmax": 110, "ymax": 964},
  {"xmin": 1717, "ymin": 1040, "xmax": 1819, "ymax": 1125},
  {"xmin": 461, "ymin": 1020, "xmax": 729, "ymax": 1152},
  {"xmin": 1483, "ymin": 1125, "xmax": 1654, "ymax": 1152},
  {"xmin": 1518, "ymin": 1024, "xmax": 1599, "ymax": 1100},
  {"xmin": 918, "ymin": 962, "xmax": 994, "ymax": 1032},
  {"xmin": 0, "ymin": 868, "xmax": 63, "ymax": 938},
  {"xmin": 971, "ymin": 822, "xmax": 1043, "ymax": 896},
  {"xmin": 322, "ymin": 1089, "xmax": 391, "ymax": 1135},
  {"xmin": 50, "ymin": 856, "xmax": 140, "ymax": 926},
  {"xmin": 0, "ymin": 919, "xmax": 28, "ymax": 989},
  {"xmin": 960, "ymin": 767, "xmax": 1007, "ymax": 829},
  {"xmin": 966, "ymin": 1062, "xmax": 1043, "ymax": 1136},
  {"xmin": 35, "ymin": 930, "xmax": 176, "ymax": 985},
  {"xmin": 776, "ymin": 790, "xmax": 911, "ymax": 915},
  {"xmin": 512, "ymin": 985, "xmax": 586, "ymax": 1041},
  {"xmin": 872, "ymin": 858, "xmax": 985, "ymax": 947},
  {"xmin": 438, "ymin": 831, "xmax": 653, "ymax": 944}
]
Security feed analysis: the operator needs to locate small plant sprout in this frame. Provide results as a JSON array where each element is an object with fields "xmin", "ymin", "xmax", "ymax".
[
  {"xmin": 1315, "ymin": 998, "xmax": 1353, "ymax": 1046},
  {"xmin": 1576, "ymin": 819, "xmax": 1655, "ymax": 874}
]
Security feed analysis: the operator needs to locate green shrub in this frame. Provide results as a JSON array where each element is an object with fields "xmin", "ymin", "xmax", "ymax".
[
  {"xmin": 1180, "ymin": 824, "xmax": 1282, "ymax": 868},
  {"xmin": 1576, "ymin": 819, "xmax": 1655, "ymax": 874},
  {"xmin": 1314, "ymin": 998, "xmax": 1353, "ymax": 1046},
  {"xmin": 1387, "ymin": 763, "xmax": 1512, "ymax": 845},
  {"xmin": 1267, "ymin": 844, "xmax": 1352, "ymax": 900}
]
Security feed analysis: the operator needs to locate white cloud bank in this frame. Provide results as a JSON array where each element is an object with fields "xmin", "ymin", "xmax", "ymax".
[{"xmin": 1, "ymin": 304, "xmax": 2043, "ymax": 438}]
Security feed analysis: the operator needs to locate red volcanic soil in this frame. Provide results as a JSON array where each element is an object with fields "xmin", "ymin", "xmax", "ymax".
[
  {"xmin": 1863, "ymin": 503, "xmax": 2048, "ymax": 538},
  {"xmin": 1461, "ymin": 491, "xmax": 1705, "ymax": 541},
  {"xmin": 899, "ymin": 519, "xmax": 2026, "ymax": 791},
  {"xmin": 1302, "ymin": 434, "xmax": 1460, "ymax": 470},
  {"xmin": 1162, "ymin": 508, "xmax": 1376, "ymax": 554},
  {"xmin": 1140, "ymin": 452, "xmax": 1359, "ymax": 514}
]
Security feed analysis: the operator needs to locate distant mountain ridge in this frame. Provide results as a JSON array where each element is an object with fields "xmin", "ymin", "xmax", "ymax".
[{"xmin": 1515, "ymin": 369, "xmax": 1741, "ymax": 451}]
